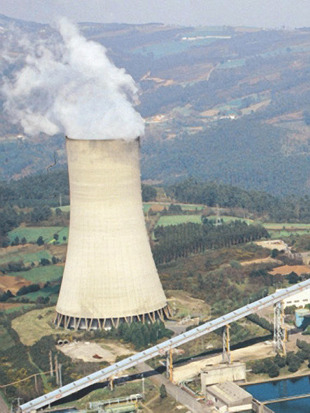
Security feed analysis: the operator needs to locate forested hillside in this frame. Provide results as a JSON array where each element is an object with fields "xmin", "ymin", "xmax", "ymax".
[{"xmin": 1, "ymin": 16, "xmax": 310, "ymax": 195}]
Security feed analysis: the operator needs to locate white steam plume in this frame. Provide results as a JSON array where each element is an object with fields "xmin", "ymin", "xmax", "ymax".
[{"xmin": 2, "ymin": 18, "xmax": 144, "ymax": 140}]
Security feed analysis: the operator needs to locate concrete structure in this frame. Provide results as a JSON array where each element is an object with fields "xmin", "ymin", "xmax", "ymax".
[
  {"xmin": 20, "ymin": 279, "xmax": 310, "ymax": 413},
  {"xmin": 205, "ymin": 382, "xmax": 252, "ymax": 412},
  {"xmin": 55, "ymin": 137, "xmax": 169, "ymax": 330},
  {"xmin": 280, "ymin": 288, "xmax": 310, "ymax": 308},
  {"xmin": 201, "ymin": 362, "xmax": 246, "ymax": 388}
]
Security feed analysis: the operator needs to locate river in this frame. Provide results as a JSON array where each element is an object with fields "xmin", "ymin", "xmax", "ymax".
[{"xmin": 245, "ymin": 375, "xmax": 310, "ymax": 413}]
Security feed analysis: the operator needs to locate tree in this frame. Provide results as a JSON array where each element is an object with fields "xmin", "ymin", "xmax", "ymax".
[
  {"xmin": 267, "ymin": 362, "xmax": 280, "ymax": 378},
  {"xmin": 55, "ymin": 208, "xmax": 63, "ymax": 216},
  {"xmin": 36, "ymin": 236, "xmax": 44, "ymax": 246},
  {"xmin": 160, "ymin": 384, "xmax": 167, "ymax": 399},
  {"xmin": 11, "ymin": 236, "xmax": 20, "ymax": 246},
  {"xmin": 30, "ymin": 206, "xmax": 52, "ymax": 223},
  {"xmin": 142, "ymin": 185, "xmax": 157, "ymax": 202},
  {"xmin": 288, "ymin": 272, "xmax": 299, "ymax": 284},
  {"xmin": 53, "ymin": 233, "xmax": 59, "ymax": 241},
  {"xmin": 40, "ymin": 258, "xmax": 50, "ymax": 266}
]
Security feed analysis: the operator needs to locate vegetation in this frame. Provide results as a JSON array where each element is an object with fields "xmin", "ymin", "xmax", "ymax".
[
  {"xmin": 95, "ymin": 321, "xmax": 173, "ymax": 350},
  {"xmin": 168, "ymin": 179, "xmax": 310, "ymax": 222},
  {"xmin": 153, "ymin": 220, "xmax": 269, "ymax": 264},
  {"xmin": 250, "ymin": 340, "xmax": 310, "ymax": 378}
]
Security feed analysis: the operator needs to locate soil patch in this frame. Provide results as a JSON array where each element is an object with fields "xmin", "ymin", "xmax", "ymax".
[
  {"xmin": 0, "ymin": 302, "xmax": 25, "ymax": 310},
  {"xmin": 57, "ymin": 341, "xmax": 134, "ymax": 363},
  {"xmin": 0, "ymin": 275, "xmax": 31, "ymax": 294},
  {"xmin": 167, "ymin": 290, "xmax": 210, "ymax": 320}
]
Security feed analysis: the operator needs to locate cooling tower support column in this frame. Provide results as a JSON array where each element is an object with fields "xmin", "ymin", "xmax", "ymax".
[{"xmin": 55, "ymin": 137, "xmax": 169, "ymax": 330}]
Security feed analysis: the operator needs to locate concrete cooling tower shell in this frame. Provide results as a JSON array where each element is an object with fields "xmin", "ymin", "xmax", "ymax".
[{"xmin": 55, "ymin": 137, "xmax": 169, "ymax": 330}]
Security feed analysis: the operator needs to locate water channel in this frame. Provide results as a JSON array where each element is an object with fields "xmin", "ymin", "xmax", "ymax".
[{"xmin": 245, "ymin": 375, "xmax": 310, "ymax": 412}]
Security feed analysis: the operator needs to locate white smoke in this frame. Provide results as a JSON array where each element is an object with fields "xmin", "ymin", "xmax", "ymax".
[{"xmin": 2, "ymin": 18, "xmax": 145, "ymax": 140}]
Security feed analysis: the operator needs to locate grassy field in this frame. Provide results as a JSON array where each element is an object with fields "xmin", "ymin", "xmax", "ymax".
[
  {"xmin": 52, "ymin": 205, "xmax": 70, "ymax": 212},
  {"xmin": 268, "ymin": 230, "xmax": 310, "ymax": 238},
  {"xmin": 8, "ymin": 226, "xmax": 68, "ymax": 244},
  {"xmin": 156, "ymin": 214, "xmax": 254, "ymax": 227},
  {"xmin": 207, "ymin": 215, "xmax": 254, "ymax": 224},
  {"xmin": 11, "ymin": 306, "xmax": 69, "ymax": 345},
  {"xmin": 264, "ymin": 222, "xmax": 310, "ymax": 230},
  {"xmin": 9, "ymin": 264, "xmax": 64, "ymax": 283},
  {"xmin": 156, "ymin": 214, "xmax": 203, "ymax": 227},
  {"xmin": 263, "ymin": 222, "xmax": 310, "ymax": 238},
  {"xmin": 0, "ymin": 249, "xmax": 52, "ymax": 265}
]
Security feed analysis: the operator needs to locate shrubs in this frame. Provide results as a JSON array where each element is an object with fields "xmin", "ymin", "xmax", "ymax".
[
  {"xmin": 93, "ymin": 321, "xmax": 173, "ymax": 350},
  {"xmin": 251, "ymin": 342, "xmax": 310, "ymax": 378},
  {"xmin": 16, "ymin": 284, "xmax": 40, "ymax": 296}
]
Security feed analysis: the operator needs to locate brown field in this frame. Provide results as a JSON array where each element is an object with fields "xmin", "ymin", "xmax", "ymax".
[
  {"xmin": 0, "ymin": 243, "xmax": 37, "ymax": 259},
  {"xmin": 0, "ymin": 275, "xmax": 31, "ymax": 294}
]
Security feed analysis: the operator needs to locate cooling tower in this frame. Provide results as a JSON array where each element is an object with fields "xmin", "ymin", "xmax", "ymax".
[{"xmin": 55, "ymin": 137, "xmax": 169, "ymax": 330}]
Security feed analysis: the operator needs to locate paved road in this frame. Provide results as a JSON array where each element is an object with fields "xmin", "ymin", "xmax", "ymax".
[{"xmin": 136, "ymin": 362, "xmax": 212, "ymax": 413}]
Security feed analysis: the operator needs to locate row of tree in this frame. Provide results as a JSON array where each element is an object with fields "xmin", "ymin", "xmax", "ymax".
[{"xmin": 153, "ymin": 220, "xmax": 269, "ymax": 265}]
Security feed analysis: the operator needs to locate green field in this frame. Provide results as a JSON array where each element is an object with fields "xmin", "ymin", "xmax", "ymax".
[
  {"xmin": 263, "ymin": 222, "xmax": 310, "ymax": 238},
  {"xmin": 207, "ymin": 215, "xmax": 254, "ymax": 224},
  {"xmin": 143, "ymin": 202, "xmax": 204, "ymax": 213},
  {"xmin": 0, "ymin": 250, "xmax": 52, "ymax": 265},
  {"xmin": 268, "ymin": 230, "xmax": 310, "ymax": 239},
  {"xmin": 9, "ymin": 265, "xmax": 64, "ymax": 283},
  {"xmin": 52, "ymin": 205, "xmax": 70, "ymax": 212},
  {"xmin": 156, "ymin": 215, "xmax": 203, "ymax": 227},
  {"xmin": 264, "ymin": 222, "xmax": 310, "ymax": 230},
  {"xmin": 8, "ymin": 226, "xmax": 68, "ymax": 244},
  {"xmin": 156, "ymin": 214, "xmax": 255, "ymax": 227}
]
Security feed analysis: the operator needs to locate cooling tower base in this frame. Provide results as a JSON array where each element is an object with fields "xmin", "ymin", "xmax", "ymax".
[{"xmin": 54, "ymin": 306, "xmax": 172, "ymax": 330}]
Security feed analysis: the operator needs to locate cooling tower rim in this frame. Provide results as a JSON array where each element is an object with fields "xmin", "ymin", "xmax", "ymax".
[{"xmin": 65, "ymin": 135, "xmax": 140, "ymax": 143}]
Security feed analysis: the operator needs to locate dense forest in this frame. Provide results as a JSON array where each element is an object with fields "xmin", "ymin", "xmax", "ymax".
[{"xmin": 169, "ymin": 179, "xmax": 310, "ymax": 222}]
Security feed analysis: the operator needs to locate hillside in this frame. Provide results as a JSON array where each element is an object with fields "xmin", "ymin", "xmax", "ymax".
[{"xmin": 1, "ymin": 17, "xmax": 310, "ymax": 195}]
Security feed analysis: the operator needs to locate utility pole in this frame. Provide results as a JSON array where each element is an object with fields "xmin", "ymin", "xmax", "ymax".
[
  {"xmin": 49, "ymin": 351, "xmax": 54, "ymax": 377},
  {"xmin": 222, "ymin": 324, "xmax": 231, "ymax": 364},
  {"xmin": 34, "ymin": 374, "xmax": 38, "ymax": 393},
  {"xmin": 58, "ymin": 364, "xmax": 62, "ymax": 388},
  {"xmin": 141, "ymin": 374, "xmax": 145, "ymax": 397},
  {"xmin": 55, "ymin": 355, "xmax": 59, "ymax": 386}
]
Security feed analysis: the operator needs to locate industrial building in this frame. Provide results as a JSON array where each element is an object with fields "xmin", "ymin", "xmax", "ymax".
[
  {"xmin": 205, "ymin": 382, "xmax": 253, "ymax": 413},
  {"xmin": 55, "ymin": 137, "xmax": 169, "ymax": 330}
]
